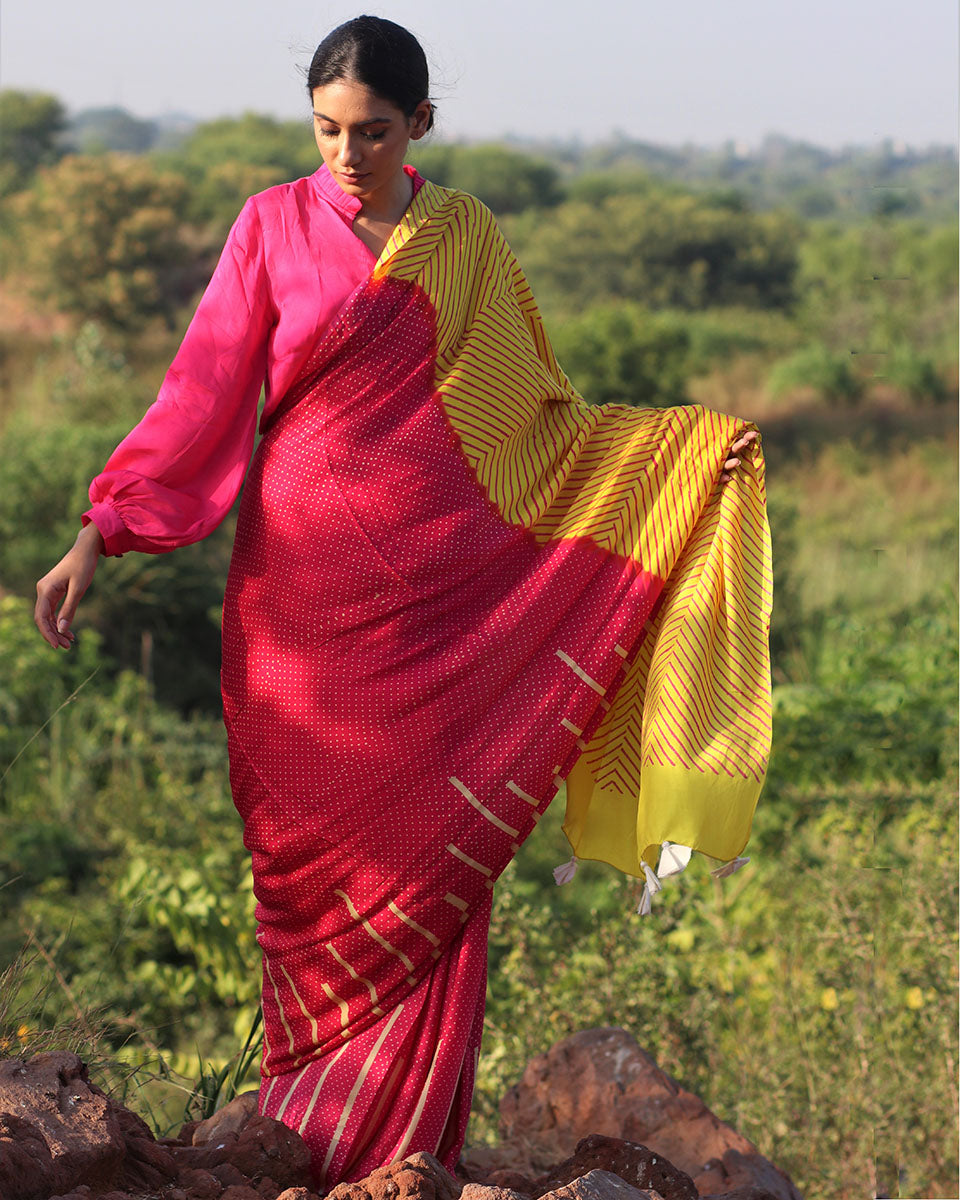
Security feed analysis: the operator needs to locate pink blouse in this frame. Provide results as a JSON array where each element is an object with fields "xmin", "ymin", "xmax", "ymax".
[{"xmin": 83, "ymin": 163, "xmax": 424, "ymax": 557}]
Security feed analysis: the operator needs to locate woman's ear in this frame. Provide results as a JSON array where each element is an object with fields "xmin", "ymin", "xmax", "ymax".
[{"xmin": 410, "ymin": 99, "xmax": 433, "ymax": 140}]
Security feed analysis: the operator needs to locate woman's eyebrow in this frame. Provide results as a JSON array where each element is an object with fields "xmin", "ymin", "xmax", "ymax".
[{"xmin": 312, "ymin": 111, "xmax": 393, "ymax": 125}]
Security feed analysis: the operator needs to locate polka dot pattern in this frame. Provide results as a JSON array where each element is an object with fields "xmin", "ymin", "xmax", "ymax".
[{"xmin": 220, "ymin": 274, "xmax": 662, "ymax": 1185}]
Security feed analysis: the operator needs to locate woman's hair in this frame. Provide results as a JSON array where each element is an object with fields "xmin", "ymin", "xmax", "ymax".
[{"xmin": 307, "ymin": 15, "xmax": 434, "ymax": 131}]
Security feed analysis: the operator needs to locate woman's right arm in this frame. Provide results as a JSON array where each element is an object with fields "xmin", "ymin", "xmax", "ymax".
[{"xmin": 33, "ymin": 194, "xmax": 275, "ymax": 647}]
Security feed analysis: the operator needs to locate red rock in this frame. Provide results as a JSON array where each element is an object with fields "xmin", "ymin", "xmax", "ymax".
[
  {"xmin": 0, "ymin": 1053, "xmax": 124, "ymax": 1198},
  {"xmin": 220, "ymin": 1187, "xmax": 264, "ymax": 1200},
  {"xmin": 173, "ymin": 1120, "xmax": 200, "ymax": 1145},
  {"xmin": 172, "ymin": 1113, "xmax": 312, "ymax": 1188},
  {"xmin": 179, "ymin": 1166, "xmax": 224, "ymax": 1197},
  {"xmin": 494, "ymin": 1028, "xmax": 801, "ymax": 1200},
  {"xmin": 537, "ymin": 1169, "xmax": 666, "ymax": 1200},
  {"xmin": 0, "ymin": 1111, "xmax": 56, "ymax": 1200},
  {"xmin": 695, "ymin": 1148, "xmax": 799, "ymax": 1200},
  {"xmin": 275, "ymin": 1190, "xmax": 321, "ymax": 1200},
  {"xmin": 325, "ymin": 1150, "xmax": 461, "ymax": 1200},
  {"xmin": 460, "ymin": 1184, "xmax": 532, "ymax": 1200},
  {"xmin": 213, "ymin": 1161, "xmax": 249, "ymax": 1185},
  {"xmin": 194, "ymin": 1092, "xmax": 261, "ymax": 1145},
  {"xmin": 114, "ymin": 1103, "xmax": 178, "ymax": 1190},
  {"xmin": 532, "ymin": 1135, "xmax": 697, "ymax": 1200},
  {"xmin": 484, "ymin": 1174, "xmax": 538, "ymax": 1196}
]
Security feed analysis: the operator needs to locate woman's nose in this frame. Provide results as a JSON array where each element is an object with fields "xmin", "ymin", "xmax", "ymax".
[{"xmin": 338, "ymin": 135, "xmax": 363, "ymax": 165}]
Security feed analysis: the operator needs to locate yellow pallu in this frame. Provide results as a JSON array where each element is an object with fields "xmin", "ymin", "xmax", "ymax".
[{"xmin": 373, "ymin": 180, "xmax": 772, "ymax": 884}]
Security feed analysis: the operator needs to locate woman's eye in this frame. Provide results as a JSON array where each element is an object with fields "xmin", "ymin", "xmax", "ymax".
[
  {"xmin": 318, "ymin": 127, "xmax": 338, "ymax": 138},
  {"xmin": 362, "ymin": 130, "xmax": 387, "ymax": 141}
]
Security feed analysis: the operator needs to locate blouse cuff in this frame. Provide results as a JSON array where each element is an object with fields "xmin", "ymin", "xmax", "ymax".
[{"xmin": 82, "ymin": 503, "xmax": 131, "ymax": 558}]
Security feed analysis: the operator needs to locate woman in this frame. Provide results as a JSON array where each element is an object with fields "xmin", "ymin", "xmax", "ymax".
[{"xmin": 34, "ymin": 15, "xmax": 771, "ymax": 1188}]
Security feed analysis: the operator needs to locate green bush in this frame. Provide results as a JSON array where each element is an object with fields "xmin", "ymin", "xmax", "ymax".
[
  {"xmin": 881, "ymin": 343, "xmax": 949, "ymax": 402},
  {"xmin": 548, "ymin": 304, "xmax": 692, "ymax": 408},
  {"xmin": 766, "ymin": 343, "xmax": 863, "ymax": 404},
  {"xmin": 407, "ymin": 143, "xmax": 562, "ymax": 214}
]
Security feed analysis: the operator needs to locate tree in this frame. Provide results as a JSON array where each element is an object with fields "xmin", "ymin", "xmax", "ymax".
[
  {"xmin": 0, "ymin": 90, "xmax": 66, "ymax": 195},
  {"xmin": 154, "ymin": 113, "xmax": 321, "ymax": 232},
  {"xmin": 67, "ymin": 107, "xmax": 159, "ymax": 154},
  {"xmin": 12, "ymin": 154, "xmax": 192, "ymax": 329},
  {"xmin": 504, "ymin": 190, "xmax": 801, "ymax": 314},
  {"xmin": 548, "ymin": 303, "xmax": 692, "ymax": 408},
  {"xmin": 407, "ymin": 143, "xmax": 561, "ymax": 214}
]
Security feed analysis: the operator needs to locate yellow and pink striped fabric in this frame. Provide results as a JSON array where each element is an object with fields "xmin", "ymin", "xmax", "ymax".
[{"xmin": 376, "ymin": 182, "xmax": 773, "ymax": 877}]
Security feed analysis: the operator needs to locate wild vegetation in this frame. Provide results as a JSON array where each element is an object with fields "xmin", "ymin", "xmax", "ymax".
[{"xmin": 0, "ymin": 90, "xmax": 956, "ymax": 1200}]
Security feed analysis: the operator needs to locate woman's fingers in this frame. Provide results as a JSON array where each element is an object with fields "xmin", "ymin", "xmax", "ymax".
[
  {"xmin": 720, "ymin": 428, "xmax": 759, "ymax": 484},
  {"xmin": 57, "ymin": 578, "xmax": 84, "ymax": 642},
  {"xmin": 35, "ymin": 577, "xmax": 71, "ymax": 649},
  {"xmin": 34, "ymin": 531, "xmax": 101, "ymax": 649},
  {"xmin": 730, "ymin": 430, "xmax": 759, "ymax": 455}
]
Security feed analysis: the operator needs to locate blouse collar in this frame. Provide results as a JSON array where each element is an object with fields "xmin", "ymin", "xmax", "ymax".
[{"xmin": 312, "ymin": 162, "xmax": 425, "ymax": 222}]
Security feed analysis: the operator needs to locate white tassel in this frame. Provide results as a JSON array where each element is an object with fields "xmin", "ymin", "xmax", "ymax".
[
  {"xmin": 636, "ymin": 862, "xmax": 662, "ymax": 916},
  {"xmin": 553, "ymin": 856, "xmax": 579, "ymax": 885},
  {"xmin": 711, "ymin": 855, "xmax": 750, "ymax": 879},
  {"xmin": 657, "ymin": 842, "xmax": 692, "ymax": 878}
]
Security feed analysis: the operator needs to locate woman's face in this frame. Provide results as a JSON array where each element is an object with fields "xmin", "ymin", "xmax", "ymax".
[{"xmin": 311, "ymin": 79, "xmax": 431, "ymax": 202}]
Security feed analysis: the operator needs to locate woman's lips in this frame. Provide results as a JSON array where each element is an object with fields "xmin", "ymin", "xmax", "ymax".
[{"xmin": 339, "ymin": 172, "xmax": 368, "ymax": 183}]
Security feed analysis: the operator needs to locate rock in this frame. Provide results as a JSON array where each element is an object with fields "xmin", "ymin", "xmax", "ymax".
[
  {"xmin": 275, "ymin": 1190, "xmax": 322, "ymax": 1200},
  {"xmin": 171, "ymin": 1112, "xmax": 312, "ymax": 1187},
  {"xmin": 458, "ymin": 1152, "xmax": 538, "ymax": 1196},
  {"xmin": 537, "ymin": 1169, "xmax": 666, "ymax": 1200},
  {"xmin": 325, "ymin": 1149, "xmax": 461, "ymax": 1200},
  {"xmin": 0, "ymin": 1053, "xmax": 124, "ymax": 1198},
  {"xmin": 114, "ymin": 1104, "xmax": 178, "ymax": 1190},
  {"xmin": 495, "ymin": 1028, "xmax": 801, "ymax": 1200},
  {"xmin": 460, "ymin": 1184, "xmax": 532, "ymax": 1200},
  {"xmin": 177, "ymin": 1166, "xmax": 224, "ymax": 1197},
  {"xmin": 193, "ymin": 1091, "xmax": 261, "ymax": 1145},
  {"xmin": 695, "ymin": 1148, "xmax": 799, "ymax": 1200},
  {"xmin": 484, "ymin": 1174, "xmax": 539, "ymax": 1196},
  {"xmin": 532, "ymin": 1135, "xmax": 697, "ymax": 1200},
  {"xmin": 0, "ymin": 1111, "xmax": 56, "ymax": 1200},
  {"xmin": 220, "ymin": 1187, "xmax": 264, "ymax": 1200},
  {"xmin": 214, "ymin": 1161, "xmax": 250, "ymax": 1186}
]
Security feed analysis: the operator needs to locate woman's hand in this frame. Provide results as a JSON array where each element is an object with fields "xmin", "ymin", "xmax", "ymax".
[
  {"xmin": 34, "ymin": 523, "xmax": 105, "ymax": 649},
  {"xmin": 720, "ymin": 429, "xmax": 759, "ymax": 483}
]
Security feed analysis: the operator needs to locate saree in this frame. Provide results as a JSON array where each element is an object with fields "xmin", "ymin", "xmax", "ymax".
[{"xmin": 219, "ymin": 180, "xmax": 772, "ymax": 1186}]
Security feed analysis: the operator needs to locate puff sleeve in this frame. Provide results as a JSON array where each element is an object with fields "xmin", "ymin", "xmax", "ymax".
[{"xmin": 83, "ymin": 196, "xmax": 273, "ymax": 556}]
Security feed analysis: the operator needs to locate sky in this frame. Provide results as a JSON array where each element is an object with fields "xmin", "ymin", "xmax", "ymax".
[{"xmin": 2, "ymin": 0, "xmax": 957, "ymax": 150}]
